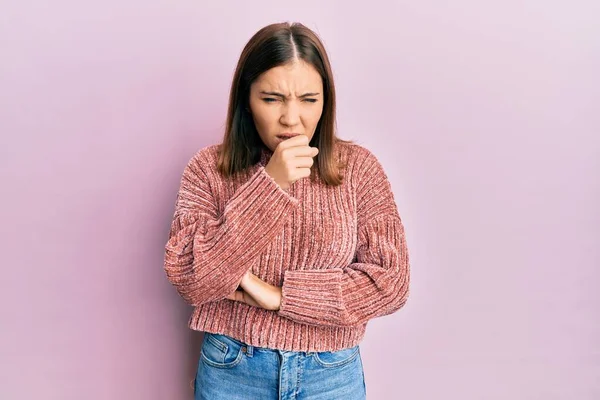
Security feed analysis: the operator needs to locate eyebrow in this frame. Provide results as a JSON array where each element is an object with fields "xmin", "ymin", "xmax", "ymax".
[{"xmin": 259, "ymin": 91, "xmax": 320, "ymax": 98}]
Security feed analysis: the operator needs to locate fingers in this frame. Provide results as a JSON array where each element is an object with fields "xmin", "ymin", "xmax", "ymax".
[
  {"xmin": 279, "ymin": 149, "xmax": 316, "ymax": 173},
  {"xmin": 227, "ymin": 289, "xmax": 261, "ymax": 308},
  {"xmin": 279, "ymin": 134, "xmax": 309, "ymax": 149},
  {"xmin": 286, "ymin": 146, "xmax": 319, "ymax": 157},
  {"xmin": 280, "ymin": 146, "xmax": 319, "ymax": 160},
  {"xmin": 292, "ymin": 157, "xmax": 316, "ymax": 168},
  {"xmin": 278, "ymin": 136, "xmax": 319, "ymax": 158}
]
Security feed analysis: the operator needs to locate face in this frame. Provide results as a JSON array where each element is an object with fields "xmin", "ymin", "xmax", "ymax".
[{"xmin": 249, "ymin": 60, "xmax": 324, "ymax": 151}]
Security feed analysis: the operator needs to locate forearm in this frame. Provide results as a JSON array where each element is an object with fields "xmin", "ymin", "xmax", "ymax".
[{"xmin": 236, "ymin": 272, "xmax": 283, "ymax": 311}]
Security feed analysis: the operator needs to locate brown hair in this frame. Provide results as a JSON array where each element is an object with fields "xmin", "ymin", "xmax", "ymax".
[{"xmin": 216, "ymin": 21, "xmax": 352, "ymax": 186}]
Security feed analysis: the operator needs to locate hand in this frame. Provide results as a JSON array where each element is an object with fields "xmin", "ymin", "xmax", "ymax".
[
  {"xmin": 226, "ymin": 270, "xmax": 282, "ymax": 311},
  {"xmin": 264, "ymin": 135, "xmax": 319, "ymax": 190},
  {"xmin": 226, "ymin": 285, "xmax": 262, "ymax": 308}
]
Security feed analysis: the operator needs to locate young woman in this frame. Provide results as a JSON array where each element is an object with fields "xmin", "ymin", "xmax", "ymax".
[{"xmin": 164, "ymin": 21, "xmax": 410, "ymax": 400}]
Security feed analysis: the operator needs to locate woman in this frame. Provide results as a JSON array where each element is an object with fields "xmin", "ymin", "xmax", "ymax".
[{"xmin": 164, "ymin": 21, "xmax": 410, "ymax": 399}]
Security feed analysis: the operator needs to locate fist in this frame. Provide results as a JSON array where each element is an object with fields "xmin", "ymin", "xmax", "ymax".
[{"xmin": 264, "ymin": 135, "xmax": 319, "ymax": 190}]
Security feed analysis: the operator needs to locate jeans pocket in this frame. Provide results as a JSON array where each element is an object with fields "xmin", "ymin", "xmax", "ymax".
[
  {"xmin": 200, "ymin": 332, "xmax": 244, "ymax": 369},
  {"xmin": 312, "ymin": 345, "xmax": 360, "ymax": 368}
]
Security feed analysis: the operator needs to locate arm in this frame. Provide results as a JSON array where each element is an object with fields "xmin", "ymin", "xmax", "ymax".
[
  {"xmin": 277, "ymin": 149, "xmax": 410, "ymax": 327},
  {"xmin": 164, "ymin": 151, "xmax": 299, "ymax": 306}
]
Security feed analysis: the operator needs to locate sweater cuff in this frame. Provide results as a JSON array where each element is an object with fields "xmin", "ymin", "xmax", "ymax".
[
  {"xmin": 278, "ymin": 269, "xmax": 345, "ymax": 321},
  {"xmin": 256, "ymin": 166, "xmax": 295, "ymax": 199},
  {"xmin": 224, "ymin": 166, "xmax": 299, "ymax": 230}
]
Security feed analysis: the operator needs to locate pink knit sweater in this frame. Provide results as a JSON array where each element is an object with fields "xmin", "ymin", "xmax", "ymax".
[{"xmin": 164, "ymin": 141, "xmax": 410, "ymax": 352}]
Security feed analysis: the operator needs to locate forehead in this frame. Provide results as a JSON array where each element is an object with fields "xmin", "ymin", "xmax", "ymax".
[{"xmin": 253, "ymin": 61, "xmax": 322, "ymax": 91}]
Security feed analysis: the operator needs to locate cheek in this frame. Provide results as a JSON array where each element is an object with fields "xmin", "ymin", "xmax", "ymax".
[
  {"xmin": 252, "ymin": 106, "xmax": 277, "ymax": 132},
  {"xmin": 307, "ymin": 107, "xmax": 324, "ymax": 127}
]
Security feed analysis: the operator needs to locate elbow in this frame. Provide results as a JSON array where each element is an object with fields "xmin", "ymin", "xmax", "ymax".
[
  {"xmin": 389, "ymin": 291, "xmax": 409, "ymax": 314},
  {"xmin": 387, "ymin": 256, "xmax": 410, "ymax": 313},
  {"xmin": 365, "ymin": 277, "xmax": 410, "ymax": 323},
  {"xmin": 163, "ymin": 259, "xmax": 233, "ymax": 307},
  {"xmin": 179, "ymin": 287, "xmax": 226, "ymax": 307},
  {"xmin": 336, "ymin": 278, "xmax": 410, "ymax": 327},
  {"xmin": 386, "ymin": 275, "xmax": 410, "ymax": 314},
  {"xmin": 166, "ymin": 275, "xmax": 230, "ymax": 307}
]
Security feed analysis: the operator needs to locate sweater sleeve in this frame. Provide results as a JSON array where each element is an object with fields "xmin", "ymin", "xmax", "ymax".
[
  {"xmin": 164, "ymin": 151, "xmax": 299, "ymax": 306},
  {"xmin": 277, "ymin": 149, "xmax": 410, "ymax": 327}
]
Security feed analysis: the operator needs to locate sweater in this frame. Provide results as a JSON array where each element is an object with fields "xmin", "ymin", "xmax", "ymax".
[{"xmin": 163, "ymin": 141, "xmax": 410, "ymax": 352}]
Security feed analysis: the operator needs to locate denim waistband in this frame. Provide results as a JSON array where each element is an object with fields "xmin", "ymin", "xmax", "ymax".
[{"xmin": 204, "ymin": 331, "xmax": 346, "ymax": 356}]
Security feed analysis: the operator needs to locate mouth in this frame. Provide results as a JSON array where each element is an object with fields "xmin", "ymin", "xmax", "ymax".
[{"xmin": 276, "ymin": 133, "xmax": 301, "ymax": 140}]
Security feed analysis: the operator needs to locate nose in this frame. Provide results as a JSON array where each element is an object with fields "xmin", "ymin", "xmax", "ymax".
[{"xmin": 279, "ymin": 101, "xmax": 300, "ymax": 127}]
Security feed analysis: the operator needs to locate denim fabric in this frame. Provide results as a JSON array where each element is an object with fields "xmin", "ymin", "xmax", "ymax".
[{"xmin": 194, "ymin": 332, "xmax": 367, "ymax": 399}]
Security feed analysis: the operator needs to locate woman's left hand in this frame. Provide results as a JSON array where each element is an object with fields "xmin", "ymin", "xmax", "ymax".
[{"xmin": 226, "ymin": 271, "xmax": 282, "ymax": 311}]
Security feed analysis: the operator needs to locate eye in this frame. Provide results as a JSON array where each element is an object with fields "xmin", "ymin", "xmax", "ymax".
[
  {"xmin": 262, "ymin": 98, "xmax": 278, "ymax": 103},
  {"xmin": 303, "ymin": 99, "xmax": 318, "ymax": 103}
]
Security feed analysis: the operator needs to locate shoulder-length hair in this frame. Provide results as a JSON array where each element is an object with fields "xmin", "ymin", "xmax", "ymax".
[{"xmin": 216, "ymin": 21, "xmax": 352, "ymax": 186}]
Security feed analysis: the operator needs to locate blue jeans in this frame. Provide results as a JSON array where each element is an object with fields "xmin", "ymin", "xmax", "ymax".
[{"xmin": 194, "ymin": 332, "xmax": 367, "ymax": 399}]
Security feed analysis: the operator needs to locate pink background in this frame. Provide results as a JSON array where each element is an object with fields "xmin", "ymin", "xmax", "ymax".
[{"xmin": 1, "ymin": 1, "xmax": 598, "ymax": 399}]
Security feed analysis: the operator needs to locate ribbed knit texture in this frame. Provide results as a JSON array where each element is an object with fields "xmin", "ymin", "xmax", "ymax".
[{"xmin": 164, "ymin": 141, "xmax": 410, "ymax": 352}]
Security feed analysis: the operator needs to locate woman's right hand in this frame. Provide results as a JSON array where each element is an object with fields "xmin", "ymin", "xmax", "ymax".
[{"xmin": 264, "ymin": 135, "xmax": 319, "ymax": 190}]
